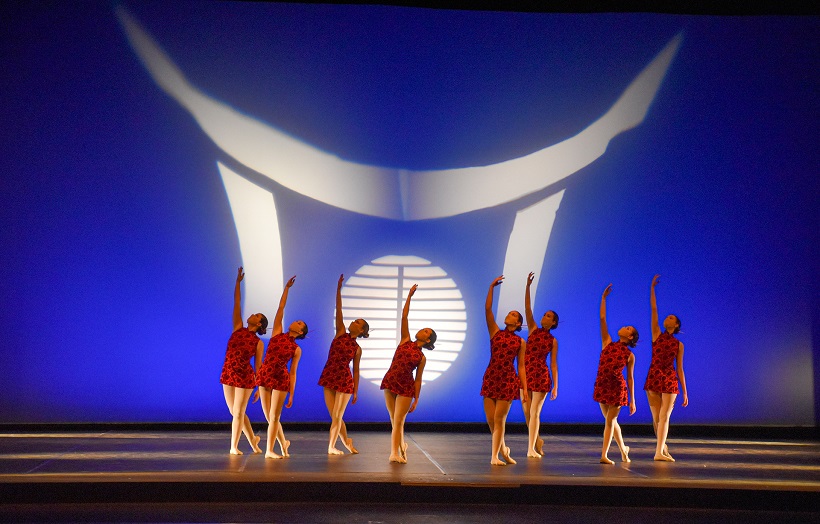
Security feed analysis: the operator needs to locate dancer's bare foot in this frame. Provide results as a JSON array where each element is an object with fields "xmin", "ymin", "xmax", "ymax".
[
  {"xmin": 265, "ymin": 451, "xmax": 283, "ymax": 459},
  {"xmin": 389, "ymin": 454, "xmax": 406, "ymax": 464},
  {"xmin": 343, "ymin": 437, "xmax": 359, "ymax": 454},
  {"xmin": 251, "ymin": 435, "xmax": 263, "ymax": 454},
  {"xmin": 620, "ymin": 445, "xmax": 631, "ymax": 463},
  {"xmin": 502, "ymin": 446, "xmax": 516, "ymax": 465},
  {"xmin": 663, "ymin": 447, "xmax": 674, "ymax": 461},
  {"xmin": 654, "ymin": 453, "xmax": 675, "ymax": 462},
  {"xmin": 281, "ymin": 440, "xmax": 291, "ymax": 458},
  {"xmin": 229, "ymin": 448, "xmax": 243, "ymax": 455},
  {"xmin": 491, "ymin": 458, "xmax": 507, "ymax": 466},
  {"xmin": 400, "ymin": 442, "xmax": 408, "ymax": 460},
  {"xmin": 328, "ymin": 447, "xmax": 344, "ymax": 455},
  {"xmin": 536, "ymin": 438, "xmax": 544, "ymax": 456},
  {"xmin": 527, "ymin": 449, "xmax": 542, "ymax": 459},
  {"xmin": 600, "ymin": 456, "xmax": 615, "ymax": 465}
]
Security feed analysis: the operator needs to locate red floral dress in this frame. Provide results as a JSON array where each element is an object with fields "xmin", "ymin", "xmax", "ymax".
[
  {"xmin": 593, "ymin": 341, "xmax": 632, "ymax": 406},
  {"xmin": 380, "ymin": 341, "xmax": 423, "ymax": 398},
  {"xmin": 318, "ymin": 333, "xmax": 359, "ymax": 394},
  {"xmin": 644, "ymin": 332, "xmax": 680, "ymax": 394},
  {"xmin": 525, "ymin": 328, "xmax": 555, "ymax": 393},
  {"xmin": 256, "ymin": 333, "xmax": 299, "ymax": 392},
  {"xmin": 480, "ymin": 330, "xmax": 523, "ymax": 401},
  {"xmin": 220, "ymin": 328, "xmax": 260, "ymax": 389}
]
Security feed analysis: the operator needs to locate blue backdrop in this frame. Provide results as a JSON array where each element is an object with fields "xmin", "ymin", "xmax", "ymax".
[{"xmin": 1, "ymin": 2, "xmax": 817, "ymax": 424}]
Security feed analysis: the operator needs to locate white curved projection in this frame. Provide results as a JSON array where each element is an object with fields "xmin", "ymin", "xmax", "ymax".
[
  {"xmin": 218, "ymin": 163, "xmax": 283, "ymax": 333},
  {"xmin": 116, "ymin": 6, "xmax": 681, "ymax": 221}
]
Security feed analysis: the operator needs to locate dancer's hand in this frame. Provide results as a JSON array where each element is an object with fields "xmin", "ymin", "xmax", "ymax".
[
  {"xmin": 407, "ymin": 283, "xmax": 418, "ymax": 298},
  {"xmin": 252, "ymin": 389, "xmax": 260, "ymax": 403},
  {"xmin": 337, "ymin": 274, "xmax": 344, "ymax": 289},
  {"xmin": 526, "ymin": 272, "xmax": 534, "ymax": 287},
  {"xmin": 236, "ymin": 267, "xmax": 245, "ymax": 282},
  {"xmin": 285, "ymin": 275, "xmax": 296, "ymax": 288},
  {"xmin": 682, "ymin": 392, "xmax": 689, "ymax": 407},
  {"xmin": 602, "ymin": 283, "xmax": 613, "ymax": 298},
  {"xmin": 351, "ymin": 391, "xmax": 358, "ymax": 404},
  {"xmin": 521, "ymin": 390, "xmax": 529, "ymax": 404},
  {"xmin": 285, "ymin": 393, "xmax": 293, "ymax": 409},
  {"xmin": 628, "ymin": 399, "xmax": 636, "ymax": 415},
  {"xmin": 550, "ymin": 386, "xmax": 557, "ymax": 401},
  {"xmin": 408, "ymin": 398, "xmax": 418, "ymax": 413},
  {"xmin": 651, "ymin": 274, "xmax": 660, "ymax": 288},
  {"xmin": 491, "ymin": 275, "xmax": 504, "ymax": 288}
]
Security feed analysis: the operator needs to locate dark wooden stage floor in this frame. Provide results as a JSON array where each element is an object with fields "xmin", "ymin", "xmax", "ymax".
[{"xmin": 1, "ymin": 427, "xmax": 818, "ymax": 522}]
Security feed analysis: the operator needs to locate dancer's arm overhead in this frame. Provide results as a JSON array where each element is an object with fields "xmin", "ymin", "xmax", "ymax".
[
  {"xmin": 335, "ymin": 274, "xmax": 346, "ymax": 338},
  {"xmin": 272, "ymin": 276, "xmax": 296, "ymax": 336},
  {"xmin": 486, "ymin": 276, "xmax": 504, "ymax": 338},
  {"xmin": 650, "ymin": 274, "xmax": 661, "ymax": 343},
  {"xmin": 400, "ymin": 284, "xmax": 418, "ymax": 345},
  {"xmin": 600, "ymin": 284, "xmax": 613, "ymax": 348},
  {"xmin": 524, "ymin": 272, "xmax": 538, "ymax": 333},
  {"xmin": 232, "ymin": 267, "xmax": 245, "ymax": 332}
]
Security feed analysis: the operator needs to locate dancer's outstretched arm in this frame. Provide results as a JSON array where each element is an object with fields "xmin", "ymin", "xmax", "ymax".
[
  {"xmin": 486, "ymin": 276, "xmax": 503, "ymax": 338},
  {"xmin": 600, "ymin": 284, "xmax": 613, "ymax": 348},
  {"xmin": 335, "ymin": 274, "xmax": 346, "ymax": 338},
  {"xmin": 650, "ymin": 275, "xmax": 661, "ymax": 342},
  {"xmin": 399, "ymin": 284, "xmax": 417, "ymax": 345},
  {"xmin": 524, "ymin": 272, "xmax": 538, "ymax": 333},
  {"xmin": 232, "ymin": 267, "xmax": 244, "ymax": 332},
  {"xmin": 272, "ymin": 276, "xmax": 296, "ymax": 336}
]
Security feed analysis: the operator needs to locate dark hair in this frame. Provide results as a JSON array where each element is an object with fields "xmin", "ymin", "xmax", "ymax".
[
  {"xmin": 256, "ymin": 314, "xmax": 269, "ymax": 336},
  {"xmin": 295, "ymin": 321, "xmax": 309, "ymax": 340},
  {"xmin": 627, "ymin": 327, "xmax": 639, "ymax": 348},
  {"xmin": 545, "ymin": 310, "xmax": 559, "ymax": 330},
  {"xmin": 423, "ymin": 329, "xmax": 437, "ymax": 350},
  {"xmin": 358, "ymin": 319, "xmax": 370, "ymax": 339}
]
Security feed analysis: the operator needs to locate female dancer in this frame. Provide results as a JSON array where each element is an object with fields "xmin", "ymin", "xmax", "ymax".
[
  {"xmin": 256, "ymin": 276, "xmax": 308, "ymax": 459},
  {"xmin": 220, "ymin": 267, "xmax": 266, "ymax": 455},
  {"xmin": 645, "ymin": 274, "xmax": 688, "ymax": 462},
  {"xmin": 319, "ymin": 274, "xmax": 368, "ymax": 455},
  {"xmin": 521, "ymin": 272, "xmax": 558, "ymax": 459},
  {"xmin": 482, "ymin": 276, "xmax": 528, "ymax": 466},
  {"xmin": 594, "ymin": 284, "xmax": 637, "ymax": 464},
  {"xmin": 381, "ymin": 284, "xmax": 436, "ymax": 464}
]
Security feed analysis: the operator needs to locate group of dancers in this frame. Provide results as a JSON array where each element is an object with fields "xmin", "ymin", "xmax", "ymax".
[{"xmin": 220, "ymin": 268, "xmax": 688, "ymax": 466}]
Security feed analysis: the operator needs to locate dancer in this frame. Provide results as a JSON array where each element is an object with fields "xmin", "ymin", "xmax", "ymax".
[
  {"xmin": 380, "ymin": 284, "xmax": 436, "ymax": 464},
  {"xmin": 521, "ymin": 272, "xmax": 558, "ymax": 459},
  {"xmin": 645, "ymin": 274, "xmax": 688, "ymax": 462},
  {"xmin": 257, "ymin": 276, "xmax": 308, "ymax": 459},
  {"xmin": 481, "ymin": 276, "xmax": 528, "ymax": 466},
  {"xmin": 593, "ymin": 284, "xmax": 637, "ymax": 464},
  {"xmin": 220, "ymin": 267, "xmax": 265, "ymax": 455},
  {"xmin": 319, "ymin": 274, "xmax": 368, "ymax": 455}
]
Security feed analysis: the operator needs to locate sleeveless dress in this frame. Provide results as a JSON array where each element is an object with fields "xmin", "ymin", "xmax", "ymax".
[
  {"xmin": 644, "ymin": 332, "xmax": 680, "ymax": 394},
  {"xmin": 318, "ymin": 333, "xmax": 359, "ymax": 394},
  {"xmin": 593, "ymin": 341, "xmax": 632, "ymax": 406},
  {"xmin": 380, "ymin": 341, "xmax": 423, "ymax": 398},
  {"xmin": 525, "ymin": 328, "xmax": 555, "ymax": 393},
  {"xmin": 220, "ymin": 327, "xmax": 259, "ymax": 389},
  {"xmin": 480, "ymin": 330, "xmax": 523, "ymax": 401},
  {"xmin": 256, "ymin": 333, "xmax": 299, "ymax": 392}
]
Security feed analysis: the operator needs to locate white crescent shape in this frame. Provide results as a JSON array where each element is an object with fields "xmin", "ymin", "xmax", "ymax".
[{"xmin": 117, "ymin": 6, "xmax": 681, "ymax": 221}]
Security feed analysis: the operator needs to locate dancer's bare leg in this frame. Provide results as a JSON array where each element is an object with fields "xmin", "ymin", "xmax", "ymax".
[
  {"xmin": 485, "ymin": 397, "xmax": 512, "ymax": 466},
  {"xmin": 654, "ymin": 393, "xmax": 677, "ymax": 461},
  {"xmin": 599, "ymin": 403, "xmax": 621, "ymax": 464},
  {"xmin": 265, "ymin": 389, "xmax": 287, "ymax": 459},
  {"xmin": 223, "ymin": 385, "xmax": 253, "ymax": 455},
  {"xmin": 328, "ymin": 390, "xmax": 352, "ymax": 455},
  {"xmin": 527, "ymin": 391, "xmax": 548, "ymax": 458},
  {"xmin": 260, "ymin": 387, "xmax": 290, "ymax": 456},
  {"xmin": 612, "ymin": 419, "xmax": 630, "ymax": 463},
  {"xmin": 386, "ymin": 392, "xmax": 412, "ymax": 463}
]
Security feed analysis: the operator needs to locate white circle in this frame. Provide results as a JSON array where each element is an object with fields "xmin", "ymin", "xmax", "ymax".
[{"xmin": 338, "ymin": 255, "xmax": 466, "ymax": 386}]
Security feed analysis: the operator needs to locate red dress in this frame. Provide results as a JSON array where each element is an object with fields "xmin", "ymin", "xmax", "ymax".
[
  {"xmin": 257, "ymin": 333, "xmax": 299, "ymax": 392},
  {"xmin": 525, "ymin": 328, "xmax": 555, "ymax": 393},
  {"xmin": 318, "ymin": 333, "xmax": 359, "ymax": 394},
  {"xmin": 380, "ymin": 341, "xmax": 423, "ymax": 398},
  {"xmin": 644, "ymin": 332, "xmax": 680, "ymax": 394},
  {"xmin": 593, "ymin": 341, "xmax": 632, "ymax": 406},
  {"xmin": 220, "ymin": 328, "xmax": 259, "ymax": 389},
  {"xmin": 480, "ymin": 330, "xmax": 523, "ymax": 401}
]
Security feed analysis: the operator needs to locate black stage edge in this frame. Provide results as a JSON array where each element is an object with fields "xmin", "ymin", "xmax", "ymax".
[{"xmin": 2, "ymin": 422, "xmax": 817, "ymax": 440}]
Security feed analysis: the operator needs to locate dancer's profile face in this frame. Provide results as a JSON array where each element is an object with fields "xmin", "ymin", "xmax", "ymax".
[
  {"xmin": 247, "ymin": 313, "xmax": 263, "ymax": 326},
  {"xmin": 541, "ymin": 311, "xmax": 557, "ymax": 330},
  {"xmin": 663, "ymin": 315, "xmax": 680, "ymax": 333},
  {"xmin": 415, "ymin": 328, "xmax": 433, "ymax": 343},
  {"xmin": 618, "ymin": 326, "xmax": 636, "ymax": 340},
  {"xmin": 348, "ymin": 318, "xmax": 366, "ymax": 337},
  {"xmin": 289, "ymin": 320, "xmax": 307, "ymax": 337},
  {"xmin": 504, "ymin": 311, "xmax": 522, "ymax": 328}
]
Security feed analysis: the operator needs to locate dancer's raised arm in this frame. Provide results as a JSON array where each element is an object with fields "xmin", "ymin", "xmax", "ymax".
[
  {"xmin": 486, "ymin": 276, "xmax": 503, "ymax": 337},
  {"xmin": 524, "ymin": 272, "xmax": 538, "ymax": 333},
  {"xmin": 650, "ymin": 274, "xmax": 661, "ymax": 342},
  {"xmin": 399, "ymin": 284, "xmax": 418, "ymax": 344},
  {"xmin": 272, "ymin": 276, "xmax": 296, "ymax": 336},
  {"xmin": 600, "ymin": 284, "xmax": 613, "ymax": 348},
  {"xmin": 232, "ymin": 267, "xmax": 245, "ymax": 332},
  {"xmin": 335, "ymin": 274, "xmax": 346, "ymax": 337}
]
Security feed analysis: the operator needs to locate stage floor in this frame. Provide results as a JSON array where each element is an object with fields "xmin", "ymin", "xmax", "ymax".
[{"xmin": 1, "ymin": 429, "xmax": 818, "ymax": 522}]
